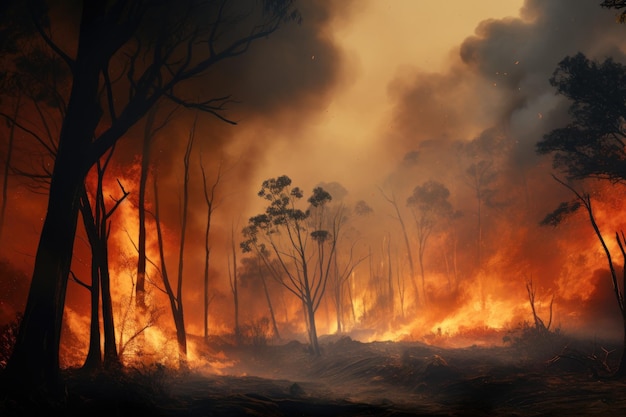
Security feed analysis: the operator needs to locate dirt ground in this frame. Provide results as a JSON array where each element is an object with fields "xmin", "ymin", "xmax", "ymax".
[{"xmin": 3, "ymin": 335, "xmax": 626, "ymax": 416}]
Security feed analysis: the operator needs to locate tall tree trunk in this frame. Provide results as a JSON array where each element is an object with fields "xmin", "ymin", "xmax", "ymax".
[
  {"xmin": 99, "ymin": 238, "xmax": 118, "ymax": 368},
  {"xmin": 347, "ymin": 273, "xmax": 357, "ymax": 324},
  {"xmin": 334, "ymin": 259, "xmax": 343, "ymax": 334},
  {"xmin": 305, "ymin": 296, "xmax": 320, "ymax": 356},
  {"xmin": 257, "ymin": 258, "xmax": 280, "ymax": 340},
  {"xmin": 7, "ymin": 158, "xmax": 83, "ymax": 391},
  {"xmin": 386, "ymin": 234, "xmax": 394, "ymax": 317},
  {"xmin": 172, "ymin": 119, "xmax": 196, "ymax": 363},
  {"xmin": 6, "ymin": 45, "xmax": 102, "ymax": 389},
  {"xmin": 78, "ymin": 187, "xmax": 102, "ymax": 371},
  {"xmin": 153, "ymin": 175, "xmax": 187, "ymax": 368},
  {"xmin": 0, "ymin": 97, "xmax": 19, "ymax": 243},
  {"xmin": 203, "ymin": 233, "xmax": 211, "ymax": 343},
  {"xmin": 229, "ymin": 227, "xmax": 240, "ymax": 345},
  {"xmin": 380, "ymin": 190, "xmax": 418, "ymax": 305},
  {"xmin": 200, "ymin": 158, "xmax": 222, "ymax": 343},
  {"xmin": 136, "ymin": 108, "xmax": 156, "ymax": 312}
]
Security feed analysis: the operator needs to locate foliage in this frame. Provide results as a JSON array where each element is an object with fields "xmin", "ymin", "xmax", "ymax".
[
  {"xmin": 602, "ymin": 0, "xmax": 626, "ymax": 23},
  {"xmin": 536, "ymin": 53, "xmax": 626, "ymax": 182},
  {"xmin": 407, "ymin": 180, "xmax": 454, "ymax": 222},
  {"xmin": 540, "ymin": 198, "xmax": 581, "ymax": 227},
  {"xmin": 242, "ymin": 175, "xmax": 341, "ymax": 356}
]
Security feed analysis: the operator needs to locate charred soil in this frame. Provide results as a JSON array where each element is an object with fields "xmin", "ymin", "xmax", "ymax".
[{"xmin": 2, "ymin": 335, "xmax": 626, "ymax": 416}]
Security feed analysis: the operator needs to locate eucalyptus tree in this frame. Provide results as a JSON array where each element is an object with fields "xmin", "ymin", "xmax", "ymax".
[
  {"xmin": 406, "ymin": 180, "xmax": 454, "ymax": 301},
  {"xmin": 242, "ymin": 175, "xmax": 341, "ymax": 356}
]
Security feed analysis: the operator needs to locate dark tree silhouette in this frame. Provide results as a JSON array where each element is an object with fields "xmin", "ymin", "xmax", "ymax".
[
  {"xmin": 242, "ymin": 176, "xmax": 341, "ymax": 356},
  {"xmin": 537, "ymin": 53, "xmax": 626, "ymax": 182},
  {"xmin": 75, "ymin": 155, "xmax": 129, "ymax": 371},
  {"xmin": 200, "ymin": 158, "xmax": 224, "ymax": 343},
  {"xmin": 537, "ymin": 52, "xmax": 626, "ymax": 377},
  {"xmin": 152, "ymin": 119, "xmax": 198, "ymax": 369},
  {"xmin": 602, "ymin": 0, "xmax": 626, "ymax": 22},
  {"xmin": 4, "ymin": 0, "xmax": 298, "ymax": 392}
]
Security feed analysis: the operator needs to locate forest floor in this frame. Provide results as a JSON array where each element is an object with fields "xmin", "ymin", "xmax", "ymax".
[{"xmin": 2, "ymin": 332, "xmax": 626, "ymax": 416}]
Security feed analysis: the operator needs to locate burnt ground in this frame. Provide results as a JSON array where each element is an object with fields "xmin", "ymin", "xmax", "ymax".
[{"xmin": 2, "ymin": 334, "xmax": 626, "ymax": 416}]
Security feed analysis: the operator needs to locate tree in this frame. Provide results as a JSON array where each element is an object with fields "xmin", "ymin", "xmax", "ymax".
[
  {"xmin": 465, "ymin": 160, "xmax": 498, "ymax": 270},
  {"xmin": 136, "ymin": 104, "xmax": 177, "ymax": 313},
  {"xmin": 379, "ymin": 188, "xmax": 419, "ymax": 305},
  {"xmin": 602, "ymin": 0, "xmax": 626, "ymax": 22},
  {"xmin": 406, "ymin": 180, "xmax": 454, "ymax": 302},
  {"xmin": 238, "ymin": 253, "xmax": 282, "ymax": 341},
  {"xmin": 75, "ymin": 151, "xmax": 129, "ymax": 371},
  {"xmin": 241, "ymin": 176, "xmax": 340, "ymax": 356},
  {"xmin": 228, "ymin": 225, "xmax": 241, "ymax": 345},
  {"xmin": 537, "ymin": 53, "xmax": 626, "ymax": 182},
  {"xmin": 152, "ymin": 119, "xmax": 197, "ymax": 368},
  {"xmin": 537, "ymin": 52, "xmax": 626, "ymax": 377},
  {"xmin": 5, "ymin": 0, "xmax": 298, "ymax": 391},
  {"xmin": 200, "ymin": 158, "xmax": 223, "ymax": 343}
]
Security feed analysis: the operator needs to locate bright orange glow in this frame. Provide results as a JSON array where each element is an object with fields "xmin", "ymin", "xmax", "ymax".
[{"xmin": 5, "ymin": 0, "xmax": 626, "ymax": 371}]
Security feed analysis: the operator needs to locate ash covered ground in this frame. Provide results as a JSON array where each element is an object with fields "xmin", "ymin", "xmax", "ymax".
[{"xmin": 5, "ymin": 332, "xmax": 626, "ymax": 417}]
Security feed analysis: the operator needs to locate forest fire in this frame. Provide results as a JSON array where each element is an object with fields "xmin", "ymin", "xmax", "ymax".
[
  {"xmin": 57, "ymin": 168, "xmax": 622, "ymax": 367},
  {"xmin": 4, "ymin": 0, "xmax": 626, "ymax": 416}
]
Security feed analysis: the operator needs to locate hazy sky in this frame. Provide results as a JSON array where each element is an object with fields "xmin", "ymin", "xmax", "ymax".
[
  {"xmin": 6, "ymin": 0, "xmax": 626, "ymax": 349},
  {"xmin": 246, "ymin": 1, "xmax": 525, "ymax": 198}
]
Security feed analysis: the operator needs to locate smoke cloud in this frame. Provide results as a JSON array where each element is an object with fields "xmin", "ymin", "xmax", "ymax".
[{"xmin": 4, "ymin": 0, "xmax": 626, "ymax": 353}]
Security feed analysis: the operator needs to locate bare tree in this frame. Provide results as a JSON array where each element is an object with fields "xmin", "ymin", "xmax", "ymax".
[
  {"xmin": 379, "ymin": 188, "xmax": 419, "ymax": 306},
  {"xmin": 200, "ymin": 158, "xmax": 223, "ymax": 343},
  {"xmin": 136, "ymin": 104, "xmax": 178, "ymax": 312},
  {"xmin": 76, "ymin": 150, "xmax": 129, "ymax": 371},
  {"xmin": 525, "ymin": 276, "xmax": 554, "ymax": 334},
  {"xmin": 151, "ymin": 118, "xmax": 196, "ymax": 369},
  {"xmin": 5, "ymin": 0, "xmax": 298, "ymax": 390}
]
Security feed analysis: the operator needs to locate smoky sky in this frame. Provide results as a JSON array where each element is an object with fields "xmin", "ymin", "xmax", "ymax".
[
  {"xmin": 387, "ymin": 0, "xmax": 626, "ymax": 168},
  {"xmin": 6, "ymin": 0, "xmax": 626, "ymax": 343}
]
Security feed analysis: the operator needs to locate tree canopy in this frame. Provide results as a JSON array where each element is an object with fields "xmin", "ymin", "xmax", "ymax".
[{"xmin": 536, "ymin": 53, "xmax": 626, "ymax": 182}]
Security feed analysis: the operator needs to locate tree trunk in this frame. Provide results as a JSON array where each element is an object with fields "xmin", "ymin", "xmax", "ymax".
[
  {"xmin": 305, "ymin": 297, "xmax": 320, "ymax": 356},
  {"xmin": 136, "ymin": 108, "xmax": 156, "ymax": 312},
  {"xmin": 200, "ymin": 158, "xmax": 222, "ymax": 343},
  {"xmin": 6, "ymin": 3, "xmax": 108, "ymax": 388},
  {"xmin": 99, "ymin": 240, "xmax": 119, "ymax": 368},
  {"xmin": 78, "ymin": 188, "xmax": 102, "ymax": 371},
  {"xmin": 0, "ymin": 97, "xmax": 19, "ymax": 243},
  {"xmin": 258, "ymin": 260, "xmax": 280, "ymax": 340},
  {"xmin": 7, "ymin": 161, "xmax": 82, "ymax": 391},
  {"xmin": 82, "ymin": 260, "xmax": 101, "ymax": 371},
  {"xmin": 153, "ymin": 175, "xmax": 187, "ymax": 368},
  {"xmin": 386, "ymin": 235, "xmax": 394, "ymax": 317},
  {"xmin": 229, "ymin": 228, "xmax": 240, "ymax": 345},
  {"xmin": 381, "ymin": 191, "xmax": 418, "ymax": 304}
]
